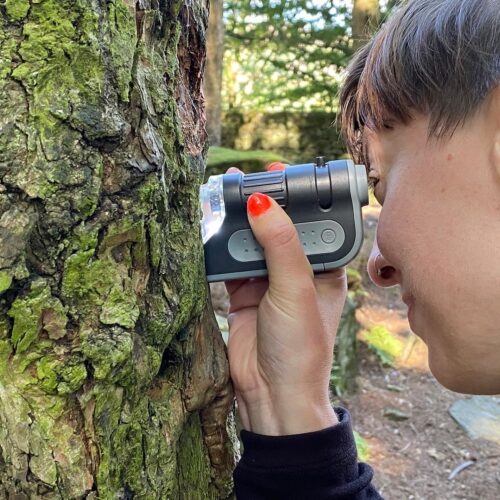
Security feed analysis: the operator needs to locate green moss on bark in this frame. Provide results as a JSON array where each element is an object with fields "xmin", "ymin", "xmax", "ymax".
[
  {"xmin": 108, "ymin": 0, "xmax": 137, "ymax": 102},
  {"xmin": 177, "ymin": 412, "xmax": 217, "ymax": 499},
  {"xmin": 91, "ymin": 375, "xmax": 193, "ymax": 497},
  {"xmin": 100, "ymin": 286, "xmax": 139, "ymax": 328},
  {"xmin": 36, "ymin": 356, "xmax": 87, "ymax": 395},
  {"xmin": 0, "ymin": 360, "xmax": 93, "ymax": 495},
  {"xmin": 0, "ymin": 319, "xmax": 9, "ymax": 340},
  {"xmin": 12, "ymin": 0, "xmax": 102, "ymax": 101},
  {"xmin": 0, "ymin": 18, "xmax": 17, "ymax": 79},
  {"xmin": 11, "ymin": 0, "xmax": 105, "ymax": 137},
  {"xmin": 0, "ymin": 271, "xmax": 12, "ymax": 294},
  {"xmin": 7, "ymin": 280, "xmax": 68, "ymax": 354},
  {"xmin": 80, "ymin": 326, "xmax": 133, "ymax": 381},
  {"xmin": 27, "ymin": 403, "xmax": 93, "ymax": 495},
  {"xmin": 5, "ymin": 0, "xmax": 30, "ymax": 21},
  {"xmin": 0, "ymin": 340, "xmax": 12, "ymax": 376},
  {"xmin": 62, "ymin": 224, "xmax": 140, "ymax": 328},
  {"xmin": 148, "ymin": 218, "xmax": 163, "ymax": 269}
]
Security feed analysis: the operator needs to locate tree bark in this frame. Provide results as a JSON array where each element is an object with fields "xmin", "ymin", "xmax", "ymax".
[
  {"xmin": 204, "ymin": 0, "xmax": 224, "ymax": 146},
  {"xmin": 352, "ymin": 0, "xmax": 380, "ymax": 50},
  {"xmin": 0, "ymin": 0, "xmax": 235, "ymax": 497}
]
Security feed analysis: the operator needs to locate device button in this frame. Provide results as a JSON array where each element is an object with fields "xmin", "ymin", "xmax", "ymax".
[
  {"xmin": 321, "ymin": 229, "xmax": 336, "ymax": 244},
  {"xmin": 228, "ymin": 230, "xmax": 265, "ymax": 262}
]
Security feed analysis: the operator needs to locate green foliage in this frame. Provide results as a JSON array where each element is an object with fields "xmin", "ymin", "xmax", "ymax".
[
  {"xmin": 354, "ymin": 430, "xmax": 370, "ymax": 461},
  {"xmin": 380, "ymin": 0, "xmax": 401, "ymax": 21},
  {"xmin": 223, "ymin": 0, "xmax": 353, "ymax": 112},
  {"xmin": 222, "ymin": 0, "xmax": 400, "ymax": 112},
  {"xmin": 221, "ymin": 109, "xmax": 346, "ymax": 165},
  {"xmin": 362, "ymin": 325, "xmax": 404, "ymax": 367},
  {"xmin": 346, "ymin": 267, "xmax": 365, "ymax": 295},
  {"xmin": 207, "ymin": 146, "xmax": 287, "ymax": 172}
]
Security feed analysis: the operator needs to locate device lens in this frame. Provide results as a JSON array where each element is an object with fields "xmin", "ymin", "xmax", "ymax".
[{"xmin": 200, "ymin": 175, "xmax": 226, "ymax": 244}]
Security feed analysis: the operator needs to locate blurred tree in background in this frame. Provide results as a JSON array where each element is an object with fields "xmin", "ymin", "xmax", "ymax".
[
  {"xmin": 352, "ymin": 0, "xmax": 380, "ymax": 49},
  {"xmin": 220, "ymin": 0, "xmax": 398, "ymax": 114},
  {"xmin": 205, "ymin": 0, "xmax": 225, "ymax": 146},
  {"xmin": 223, "ymin": 0, "xmax": 352, "ymax": 113},
  {"xmin": 205, "ymin": 0, "xmax": 396, "ymax": 168}
]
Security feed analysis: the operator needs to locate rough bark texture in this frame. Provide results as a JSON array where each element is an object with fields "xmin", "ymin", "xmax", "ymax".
[
  {"xmin": 352, "ymin": 0, "xmax": 380, "ymax": 50},
  {"xmin": 0, "ymin": 0, "xmax": 236, "ymax": 497},
  {"xmin": 203, "ymin": 0, "xmax": 224, "ymax": 146},
  {"xmin": 332, "ymin": 295, "xmax": 360, "ymax": 397}
]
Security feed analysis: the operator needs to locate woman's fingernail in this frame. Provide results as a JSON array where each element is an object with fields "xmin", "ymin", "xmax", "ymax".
[
  {"xmin": 266, "ymin": 161, "xmax": 286, "ymax": 171},
  {"xmin": 247, "ymin": 193, "xmax": 272, "ymax": 217}
]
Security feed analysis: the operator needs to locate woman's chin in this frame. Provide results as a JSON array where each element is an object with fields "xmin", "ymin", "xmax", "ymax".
[{"xmin": 428, "ymin": 354, "xmax": 500, "ymax": 395}]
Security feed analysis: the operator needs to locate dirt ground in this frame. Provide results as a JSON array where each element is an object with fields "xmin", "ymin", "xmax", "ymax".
[{"xmin": 210, "ymin": 202, "xmax": 500, "ymax": 500}]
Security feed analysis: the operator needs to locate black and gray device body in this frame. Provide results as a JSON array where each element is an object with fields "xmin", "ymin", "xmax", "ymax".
[{"xmin": 201, "ymin": 158, "xmax": 369, "ymax": 283}]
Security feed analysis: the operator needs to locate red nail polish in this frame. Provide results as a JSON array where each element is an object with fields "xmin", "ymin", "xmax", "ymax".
[
  {"xmin": 247, "ymin": 193, "xmax": 272, "ymax": 217},
  {"xmin": 266, "ymin": 162, "xmax": 286, "ymax": 171}
]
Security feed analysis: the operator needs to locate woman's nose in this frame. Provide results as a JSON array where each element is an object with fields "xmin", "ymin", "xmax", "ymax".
[{"xmin": 367, "ymin": 240, "xmax": 401, "ymax": 287}]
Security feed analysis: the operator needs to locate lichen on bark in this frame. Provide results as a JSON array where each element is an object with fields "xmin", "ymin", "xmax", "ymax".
[{"xmin": 0, "ymin": 0, "xmax": 235, "ymax": 497}]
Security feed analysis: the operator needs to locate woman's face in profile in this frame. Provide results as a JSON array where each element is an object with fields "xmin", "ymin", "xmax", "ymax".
[{"xmin": 364, "ymin": 90, "xmax": 500, "ymax": 395}]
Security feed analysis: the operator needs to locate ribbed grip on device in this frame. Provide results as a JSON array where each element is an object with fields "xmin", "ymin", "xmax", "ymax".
[{"xmin": 241, "ymin": 171, "xmax": 287, "ymax": 207}]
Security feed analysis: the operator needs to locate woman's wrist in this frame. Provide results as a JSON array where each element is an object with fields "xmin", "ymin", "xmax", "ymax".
[{"xmin": 237, "ymin": 390, "xmax": 338, "ymax": 436}]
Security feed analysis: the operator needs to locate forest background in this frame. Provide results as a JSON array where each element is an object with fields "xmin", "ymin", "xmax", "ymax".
[
  {"xmin": 206, "ymin": 2, "xmax": 500, "ymax": 498},
  {"xmin": 206, "ymin": 0, "xmax": 396, "ymax": 172}
]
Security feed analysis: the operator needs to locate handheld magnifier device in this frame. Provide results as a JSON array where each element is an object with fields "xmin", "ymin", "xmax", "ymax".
[{"xmin": 201, "ymin": 157, "xmax": 369, "ymax": 283}]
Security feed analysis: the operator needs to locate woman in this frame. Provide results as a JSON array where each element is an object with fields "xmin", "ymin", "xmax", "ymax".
[{"xmin": 228, "ymin": 0, "xmax": 500, "ymax": 498}]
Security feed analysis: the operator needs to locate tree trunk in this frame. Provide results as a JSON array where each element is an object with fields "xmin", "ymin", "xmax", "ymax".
[
  {"xmin": 0, "ymin": 0, "xmax": 235, "ymax": 497},
  {"xmin": 204, "ymin": 0, "xmax": 224, "ymax": 146},
  {"xmin": 352, "ymin": 0, "xmax": 380, "ymax": 50}
]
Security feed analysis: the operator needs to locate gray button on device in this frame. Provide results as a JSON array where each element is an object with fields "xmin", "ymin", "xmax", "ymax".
[
  {"xmin": 228, "ymin": 220, "xmax": 345, "ymax": 262},
  {"xmin": 321, "ymin": 229, "xmax": 336, "ymax": 244}
]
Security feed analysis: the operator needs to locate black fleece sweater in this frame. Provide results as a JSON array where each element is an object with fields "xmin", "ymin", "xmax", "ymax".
[{"xmin": 234, "ymin": 408, "xmax": 382, "ymax": 499}]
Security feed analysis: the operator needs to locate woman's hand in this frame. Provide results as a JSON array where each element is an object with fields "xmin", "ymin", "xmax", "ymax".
[{"xmin": 225, "ymin": 165, "xmax": 348, "ymax": 436}]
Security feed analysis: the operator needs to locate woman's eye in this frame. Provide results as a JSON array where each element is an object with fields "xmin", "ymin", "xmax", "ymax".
[
  {"xmin": 368, "ymin": 172, "xmax": 380, "ymax": 190},
  {"xmin": 368, "ymin": 173, "xmax": 384, "ymax": 204}
]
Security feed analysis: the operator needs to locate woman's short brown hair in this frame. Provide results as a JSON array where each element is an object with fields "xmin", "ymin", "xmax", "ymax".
[{"xmin": 340, "ymin": 0, "xmax": 500, "ymax": 164}]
